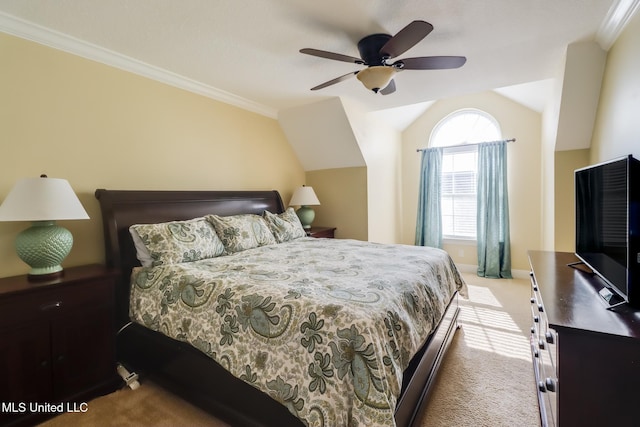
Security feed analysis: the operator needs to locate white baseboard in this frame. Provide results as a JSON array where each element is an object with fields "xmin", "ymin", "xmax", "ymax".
[{"xmin": 455, "ymin": 263, "xmax": 530, "ymax": 280}]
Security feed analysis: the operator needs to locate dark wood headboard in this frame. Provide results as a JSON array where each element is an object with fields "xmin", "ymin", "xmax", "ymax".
[{"xmin": 94, "ymin": 189, "xmax": 285, "ymax": 327}]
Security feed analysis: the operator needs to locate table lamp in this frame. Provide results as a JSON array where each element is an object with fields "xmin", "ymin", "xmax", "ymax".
[
  {"xmin": 0, "ymin": 175, "xmax": 89, "ymax": 280},
  {"xmin": 289, "ymin": 185, "xmax": 320, "ymax": 229}
]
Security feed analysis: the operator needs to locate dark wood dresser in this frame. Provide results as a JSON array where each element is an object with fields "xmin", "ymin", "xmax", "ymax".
[
  {"xmin": 528, "ymin": 251, "xmax": 640, "ymax": 427},
  {"xmin": 0, "ymin": 264, "xmax": 121, "ymax": 426}
]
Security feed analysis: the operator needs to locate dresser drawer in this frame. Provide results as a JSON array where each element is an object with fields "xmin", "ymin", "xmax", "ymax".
[
  {"xmin": 0, "ymin": 278, "xmax": 113, "ymax": 326},
  {"xmin": 531, "ymin": 340, "xmax": 555, "ymax": 427},
  {"xmin": 530, "ymin": 270, "xmax": 558, "ymax": 427}
]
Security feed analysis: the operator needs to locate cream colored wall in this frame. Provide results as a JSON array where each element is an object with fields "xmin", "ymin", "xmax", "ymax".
[
  {"xmin": 553, "ymin": 149, "xmax": 590, "ymax": 252},
  {"xmin": 540, "ymin": 122, "xmax": 557, "ymax": 252},
  {"xmin": 280, "ymin": 97, "xmax": 400, "ymax": 243},
  {"xmin": 590, "ymin": 10, "xmax": 640, "ymax": 163},
  {"xmin": 340, "ymin": 99, "xmax": 402, "ymax": 243},
  {"xmin": 0, "ymin": 33, "xmax": 305, "ymax": 278},
  {"xmin": 305, "ymin": 167, "xmax": 368, "ymax": 241},
  {"xmin": 278, "ymin": 98, "xmax": 366, "ymax": 171},
  {"xmin": 362, "ymin": 125, "xmax": 401, "ymax": 244},
  {"xmin": 540, "ymin": 73, "xmax": 564, "ymax": 251},
  {"xmin": 401, "ymin": 91, "xmax": 542, "ymax": 272},
  {"xmin": 549, "ymin": 12, "xmax": 640, "ymax": 256}
]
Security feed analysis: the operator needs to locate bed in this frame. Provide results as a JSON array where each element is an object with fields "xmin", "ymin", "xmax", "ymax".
[{"xmin": 95, "ymin": 189, "xmax": 466, "ymax": 427}]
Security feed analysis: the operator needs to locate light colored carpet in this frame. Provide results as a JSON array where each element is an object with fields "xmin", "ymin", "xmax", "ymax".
[
  {"xmin": 40, "ymin": 273, "xmax": 539, "ymax": 427},
  {"xmin": 419, "ymin": 273, "xmax": 539, "ymax": 427}
]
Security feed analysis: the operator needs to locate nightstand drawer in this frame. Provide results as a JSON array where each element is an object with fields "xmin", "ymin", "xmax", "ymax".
[
  {"xmin": 0, "ymin": 278, "xmax": 112, "ymax": 326},
  {"xmin": 307, "ymin": 226, "xmax": 336, "ymax": 238}
]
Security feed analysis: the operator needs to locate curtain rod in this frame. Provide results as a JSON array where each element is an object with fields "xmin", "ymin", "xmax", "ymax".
[{"xmin": 416, "ymin": 138, "xmax": 516, "ymax": 152}]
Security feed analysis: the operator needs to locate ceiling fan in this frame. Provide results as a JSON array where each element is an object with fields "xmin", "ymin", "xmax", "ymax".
[{"xmin": 300, "ymin": 20, "xmax": 466, "ymax": 95}]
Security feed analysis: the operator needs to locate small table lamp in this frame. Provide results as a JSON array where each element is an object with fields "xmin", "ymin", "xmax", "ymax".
[
  {"xmin": 0, "ymin": 175, "xmax": 89, "ymax": 280},
  {"xmin": 289, "ymin": 185, "xmax": 320, "ymax": 229}
]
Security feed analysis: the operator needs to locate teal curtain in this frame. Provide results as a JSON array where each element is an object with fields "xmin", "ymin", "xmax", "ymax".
[
  {"xmin": 477, "ymin": 141, "xmax": 512, "ymax": 278},
  {"xmin": 415, "ymin": 147, "xmax": 443, "ymax": 248}
]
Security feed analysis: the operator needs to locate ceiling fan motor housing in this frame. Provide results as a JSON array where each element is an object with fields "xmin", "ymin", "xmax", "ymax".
[{"xmin": 357, "ymin": 34, "xmax": 392, "ymax": 66}]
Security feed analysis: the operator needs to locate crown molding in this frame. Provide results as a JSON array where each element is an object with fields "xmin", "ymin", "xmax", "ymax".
[
  {"xmin": 596, "ymin": 0, "xmax": 640, "ymax": 50},
  {"xmin": 0, "ymin": 12, "xmax": 277, "ymax": 119}
]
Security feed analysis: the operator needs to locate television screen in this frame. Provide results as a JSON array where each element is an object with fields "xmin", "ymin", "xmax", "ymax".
[{"xmin": 575, "ymin": 156, "xmax": 636, "ymax": 303}]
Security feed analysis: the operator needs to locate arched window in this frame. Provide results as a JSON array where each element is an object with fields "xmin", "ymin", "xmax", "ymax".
[{"xmin": 430, "ymin": 109, "xmax": 502, "ymax": 239}]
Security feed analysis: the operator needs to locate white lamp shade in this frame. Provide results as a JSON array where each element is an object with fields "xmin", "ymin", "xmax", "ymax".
[
  {"xmin": 0, "ymin": 176, "xmax": 89, "ymax": 222},
  {"xmin": 289, "ymin": 186, "xmax": 320, "ymax": 206},
  {"xmin": 356, "ymin": 66, "xmax": 396, "ymax": 92}
]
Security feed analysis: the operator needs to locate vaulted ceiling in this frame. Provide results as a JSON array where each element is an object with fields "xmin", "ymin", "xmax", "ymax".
[{"xmin": 0, "ymin": 0, "xmax": 629, "ymax": 121}]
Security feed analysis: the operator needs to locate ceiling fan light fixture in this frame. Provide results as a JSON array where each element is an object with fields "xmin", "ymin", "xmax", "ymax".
[{"xmin": 356, "ymin": 66, "xmax": 395, "ymax": 93}]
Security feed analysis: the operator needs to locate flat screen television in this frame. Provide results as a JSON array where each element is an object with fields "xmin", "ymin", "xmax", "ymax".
[{"xmin": 575, "ymin": 154, "xmax": 640, "ymax": 308}]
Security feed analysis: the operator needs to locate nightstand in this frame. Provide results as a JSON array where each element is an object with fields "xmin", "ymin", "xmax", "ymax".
[
  {"xmin": 306, "ymin": 226, "xmax": 336, "ymax": 238},
  {"xmin": 0, "ymin": 264, "xmax": 120, "ymax": 426}
]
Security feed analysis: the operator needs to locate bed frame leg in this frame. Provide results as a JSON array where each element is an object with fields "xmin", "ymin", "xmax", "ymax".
[{"xmin": 117, "ymin": 363, "xmax": 141, "ymax": 390}]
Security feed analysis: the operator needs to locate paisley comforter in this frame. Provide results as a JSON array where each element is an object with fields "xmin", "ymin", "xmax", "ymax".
[{"xmin": 129, "ymin": 238, "xmax": 467, "ymax": 427}]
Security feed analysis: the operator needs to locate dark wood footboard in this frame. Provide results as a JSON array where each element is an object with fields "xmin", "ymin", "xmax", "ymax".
[{"xmin": 396, "ymin": 293, "xmax": 460, "ymax": 426}]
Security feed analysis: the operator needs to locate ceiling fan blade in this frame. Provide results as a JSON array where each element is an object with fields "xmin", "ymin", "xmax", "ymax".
[
  {"xmin": 380, "ymin": 20, "xmax": 434, "ymax": 59},
  {"xmin": 395, "ymin": 56, "xmax": 467, "ymax": 70},
  {"xmin": 380, "ymin": 79, "xmax": 396, "ymax": 95},
  {"xmin": 310, "ymin": 71, "xmax": 359, "ymax": 90},
  {"xmin": 300, "ymin": 48, "xmax": 364, "ymax": 64}
]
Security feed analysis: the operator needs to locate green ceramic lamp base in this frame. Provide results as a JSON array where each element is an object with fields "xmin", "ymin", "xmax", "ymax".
[
  {"xmin": 296, "ymin": 206, "xmax": 316, "ymax": 229},
  {"xmin": 15, "ymin": 221, "xmax": 73, "ymax": 279}
]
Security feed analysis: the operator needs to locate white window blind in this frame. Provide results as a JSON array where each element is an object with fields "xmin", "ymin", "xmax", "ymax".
[{"xmin": 442, "ymin": 145, "xmax": 477, "ymax": 239}]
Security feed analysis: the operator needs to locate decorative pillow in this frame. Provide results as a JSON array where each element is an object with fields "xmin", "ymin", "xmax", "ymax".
[
  {"xmin": 129, "ymin": 217, "xmax": 225, "ymax": 267},
  {"xmin": 206, "ymin": 214, "xmax": 276, "ymax": 254},
  {"xmin": 263, "ymin": 208, "xmax": 307, "ymax": 243}
]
